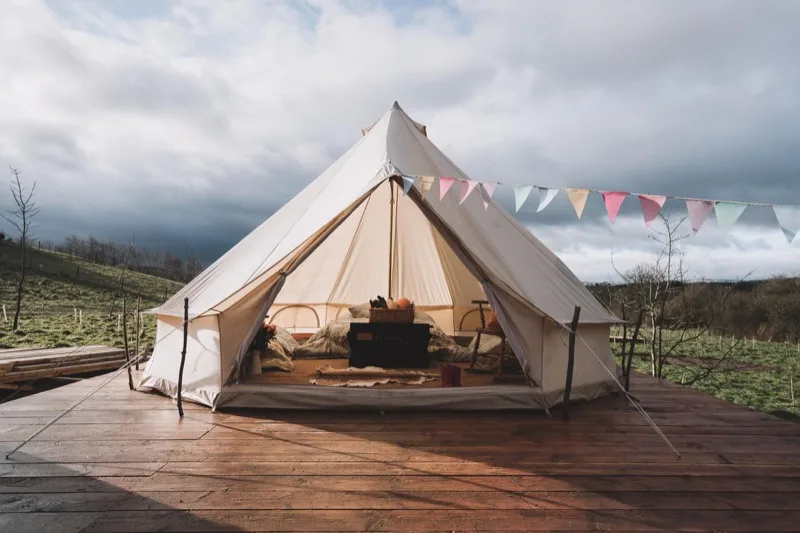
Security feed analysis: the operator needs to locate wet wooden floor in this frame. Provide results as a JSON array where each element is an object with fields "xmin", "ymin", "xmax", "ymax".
[{"xmin": 1, "ymin": 370, "xmax": 799, "ymax": 532}]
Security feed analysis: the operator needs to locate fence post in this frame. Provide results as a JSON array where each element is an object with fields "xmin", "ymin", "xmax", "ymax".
[
  {"xmin": 562, "ymin": 306, "xmax": 582, "ymax": 420},
  {"xmin": 624, "ymin": 310, "xmax": 644, "ymax": 393},
  {"xmin": 177, "ymin": 298, "xmax": 189, "ymax": 418},
  {"xmin": 123, "ymin": 297, "xmax": 133, "ymax": 390}
]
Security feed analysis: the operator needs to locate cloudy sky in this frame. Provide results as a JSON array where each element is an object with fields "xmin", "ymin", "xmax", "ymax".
[{"xmin": 1, "ymin": 0, "xmax": 798, "ymax": 282}]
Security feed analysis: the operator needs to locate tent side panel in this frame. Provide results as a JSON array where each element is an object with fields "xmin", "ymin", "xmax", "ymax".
[
  {"xmin": 218, "ymin": 278, "xmax": 285, "ymax": 386},
  {"xmin": 137, "ymin": 315, "xmax": 221, "ymax": 407},
  {"xmin": 485, "ymin": 287, "xmax": 545, "ymax": 386},
  {"xmin": 540, "ymin": 322, "xmax": 616, "ymax": 401}
]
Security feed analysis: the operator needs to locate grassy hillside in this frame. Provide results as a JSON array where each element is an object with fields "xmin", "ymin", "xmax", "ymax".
[{"xmin": 0, "ymin": 241, "xmax": 183, "ymax": 350}]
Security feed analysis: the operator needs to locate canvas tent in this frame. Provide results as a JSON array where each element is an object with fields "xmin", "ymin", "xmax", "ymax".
[{"xmin": 139, "ymin": 102, "xmax": 620, "ymax": 410}]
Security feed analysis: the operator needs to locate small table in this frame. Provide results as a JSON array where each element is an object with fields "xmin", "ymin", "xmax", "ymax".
[{"xmin": 347, "ymin": 322, "xmax": 431, "ymax": 369}]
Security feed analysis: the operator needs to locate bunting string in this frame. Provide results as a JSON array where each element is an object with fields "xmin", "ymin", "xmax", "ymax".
[{"xmin": 398, "ymin": 174, "xmax": 800, "ymax": 243}]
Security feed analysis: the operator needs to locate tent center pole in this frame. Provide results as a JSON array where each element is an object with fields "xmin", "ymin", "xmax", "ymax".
[{"xmin": 388, "ymin": 179, "xmax": 395, "ymax": 298}]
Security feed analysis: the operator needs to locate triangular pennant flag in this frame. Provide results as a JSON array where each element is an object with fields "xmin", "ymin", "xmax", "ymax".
[
  {"xmin": 686, "ymin": 199, "xmax": 714, "ymax": 233},
  {"xmin": 566, "ymin": 188, "xmax": 590, "ymax": 219},
  {"xmin": 714, "ymin": 202, "xmax": 747, "ymax": 234},
  {"xmin": 601, "ymin": 192, "xmax": 628, "ymax": 224},
  {"xmin": 536, "ymin": 187, "xmax": 559, "ymax": 213},
  {"xmin": 438, "ymin": 176, "xmax": 456, "ymax": 201},
  {"xmin": 513, "ymin": 185, "xmax": 534, "ymax": 212},
  {"xmin": 773, "ymin": 205, "xmax": 800, "ymax": 243},
  {"xmin": 480, "ymin": 182, "xmax": 496, "ymax": 210},
  {"xmin": 459, "ymin": 179, "xmax": 479, "ymax": 205},
  {"xmin": 638, "ymin": 195, "xmax": 667, "ymax": 227},
  {"xmin": 401, "ymin": 176, "xmax": 414, "ymax": 196},
  {"xmin": 418, "ymin": 176, "xmax": 434, "ymax": 200}
]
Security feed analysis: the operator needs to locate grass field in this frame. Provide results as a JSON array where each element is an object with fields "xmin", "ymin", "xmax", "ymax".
[
  {"xmin": 0, "ymin": 241, "xmax": 183, "ymax": 351},
  {"xmin": 612, "ymin": 328, "xmax": 800, "ymax": 419}
]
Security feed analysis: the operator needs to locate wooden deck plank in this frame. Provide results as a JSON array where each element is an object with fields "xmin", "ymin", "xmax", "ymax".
[
  {"xmin": 1, "ymin": 489, "xmax": 797, "ymax": 512},
  {"xmin": 75, "ymin": 509, "xmax": 800, "ymax": 532},
  {"xmin": 0, "ymin": 370, "xmax": 797, "ymax": 532}
]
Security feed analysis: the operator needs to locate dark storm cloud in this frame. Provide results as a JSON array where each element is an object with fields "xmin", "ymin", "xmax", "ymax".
[{"xmin": 0, "ymin": 0, "xmax": 798, "ymax": 279}]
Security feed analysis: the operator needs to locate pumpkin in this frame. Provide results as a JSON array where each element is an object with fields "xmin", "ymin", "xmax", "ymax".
[
  {"xmin": 386, "ymin": 298, "xmax": 399, "ymax": 310},
  {"xmin": 396, "ymin": 297, "xmax": 413, "ymax": 310}
]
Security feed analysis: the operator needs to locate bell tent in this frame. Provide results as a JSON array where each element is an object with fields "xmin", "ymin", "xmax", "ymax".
[{"xmin": 139, "ymin": 102, "xmax": 620, "ymax": 410}]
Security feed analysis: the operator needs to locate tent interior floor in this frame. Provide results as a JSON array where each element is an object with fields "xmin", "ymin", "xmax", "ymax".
[{"xmin": 245, "ymin": 359, "xmax": 525, "ymax": 388}]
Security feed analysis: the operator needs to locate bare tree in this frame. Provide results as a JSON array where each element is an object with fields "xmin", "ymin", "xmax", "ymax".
[
  {"xmin": 613, "ymin": 214, "xmax": 749, "ymax": 384},
  {"xmin": 1, "ymin": 167, "xmax": 40, "ymax": 330}
]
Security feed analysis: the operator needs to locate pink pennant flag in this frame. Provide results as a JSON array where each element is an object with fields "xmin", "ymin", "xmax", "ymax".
[
  {"xmin": 686, "ymin": 200, "xmax": 714, "ymax": 233},
  {"xmin": 601, "ymin": 192, "xmax": 628, "ymax": 224},
  {"xmin": 459, "ymin": 179, "xmax": 479, "ymax": 205},
  {"xmin": 638, "ymin": 195, "xmax": 667, "ymax": 227},
  {"xmin": 438, "ymin": 176, "xmax": 456, "ymax": 200},
  {"xmin": 480, "ymin": 182, "xmax": 497, "ymax": 210}
]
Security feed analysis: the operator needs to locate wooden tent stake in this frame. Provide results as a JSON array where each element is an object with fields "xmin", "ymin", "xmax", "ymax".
[
  {"xmin": 177, "ymin": 298, "xmax": 189, "ymax": 417},
  {"xmin": 134, "ymin": 297, "xmax": 141, "ymax": 370},
  {"xmin": 123, "ymin": 297, "xmax": 133, "ymax": 390},
  {"xmin": 562, "ymin": 306, "xmax": 581, "ymax": 420}
]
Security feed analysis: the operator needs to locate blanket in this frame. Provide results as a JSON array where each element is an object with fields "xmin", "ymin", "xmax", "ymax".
[
  {"xmin": 310, "ymin": 364, "xmax": 439, "ymax": 387},
  {"xmin": 258, "ymin": 326, "xmax": 298, "ymax": 372},
  {"xmin": 294, "ymin": 311, "xmax": 471, "ymax": 362}
]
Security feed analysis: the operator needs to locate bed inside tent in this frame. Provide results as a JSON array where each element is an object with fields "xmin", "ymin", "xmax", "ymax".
[{"xmin": 139, "ymin": 102, "xmax": 619, "ymax": 411}]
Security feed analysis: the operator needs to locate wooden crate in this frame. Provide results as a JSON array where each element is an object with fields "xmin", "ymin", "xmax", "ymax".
[{"xmin": 368, "ymin": 307, "xmax": 414, "ymax": 323}]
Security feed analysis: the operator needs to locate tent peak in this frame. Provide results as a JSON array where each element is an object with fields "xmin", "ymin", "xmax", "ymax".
[{"xmin": 391, "ymin": 101, "xmax": 401, "ymax": 110}]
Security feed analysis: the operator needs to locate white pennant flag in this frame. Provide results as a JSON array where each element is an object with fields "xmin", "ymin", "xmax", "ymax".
[
  {"xmin": 714, "ymin": 202, "xmax": 747, "ymax": 235},
  {"xmin": 536, "ymin": 187, "xmax": 559, "ymax": 212},
  {"xmin": 513, "ymin": 185, "xmax": 534, "ymax": 212},
  {"xmin": 774, "ymin": 205, "xmax": 800, "ymax": 243}
]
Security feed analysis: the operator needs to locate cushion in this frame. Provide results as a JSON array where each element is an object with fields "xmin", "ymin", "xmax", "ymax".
[{"xmin": 348, "ymin": 303, "xmax": 371, "ymax": 318}]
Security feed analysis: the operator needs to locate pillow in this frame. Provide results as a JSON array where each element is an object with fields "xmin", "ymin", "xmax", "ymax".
[{"xmin": 348, "ymin": 302, "xmax": 371, "ymax": 318}]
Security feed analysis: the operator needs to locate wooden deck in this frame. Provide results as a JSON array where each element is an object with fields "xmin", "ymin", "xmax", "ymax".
[{"xmin": 1, "ymin": 371, "xmax": 799, "ymax": 532}]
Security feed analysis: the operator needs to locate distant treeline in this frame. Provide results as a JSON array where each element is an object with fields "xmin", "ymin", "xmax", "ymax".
[
  {"xmin": 589, "ymin": 277, "xmax": 800, "ymax": 342},
  {"xmin": 10, "ymin": 235, "xmax": 205, "ymax": 283}
]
